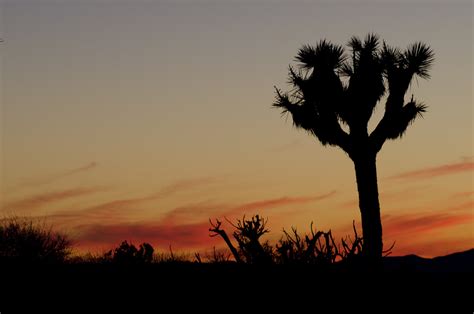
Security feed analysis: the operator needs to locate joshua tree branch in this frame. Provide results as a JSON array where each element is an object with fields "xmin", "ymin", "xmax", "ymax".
[
  {"xmin": 273, "ymin": 88, "xmax": 351, "ymax": 154},
  {"xmin": 370, "ymin": 116, "xmax": 390, "ymax": 154},
  {"xmin": 330, "ymin": 123, "xmax": 351, "ymax": 154},
  {"xmin": 370, "ymin": 97, "xmax": 427, "ymax": 153}
]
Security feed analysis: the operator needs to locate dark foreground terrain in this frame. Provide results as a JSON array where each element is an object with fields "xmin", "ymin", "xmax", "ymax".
[{"xmin": 1, "ymin": 249, "xmax": 473, "ymax": 312}]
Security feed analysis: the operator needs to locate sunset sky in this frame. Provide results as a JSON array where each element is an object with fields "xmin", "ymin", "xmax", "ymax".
[{"xmin": 1, "ymin": 0, "xmax": 472, "ymax": 257}]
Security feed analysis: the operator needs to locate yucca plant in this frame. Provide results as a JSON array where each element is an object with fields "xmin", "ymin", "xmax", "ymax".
[{"xmin": 274, "ymin": 34, "xmax": 434, "ymax": 259}]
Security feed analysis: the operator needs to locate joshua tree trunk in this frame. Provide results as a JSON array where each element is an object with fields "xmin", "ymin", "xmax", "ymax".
[{"xmin": 353, "ymin": 153, "xmax": 383, "ymax": 260}]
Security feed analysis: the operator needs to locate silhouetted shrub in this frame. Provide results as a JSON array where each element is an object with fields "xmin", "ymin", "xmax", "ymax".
[
  {"xmin": 0, "ymin": 217, "xmax": 71, "ymax": 263},
  {"xmin": 232, "ymin": 215, "xmax": 273, "ymax": 264},
  {"xmin": 210, "ymin": 215, "xmax": 367, "ymax": 266},
  {"xmin": 104, "ymin": 241, "xmax": 154, "ymax": 264},
  {"xmin": 210, "ymin": 215, "xmax": 273, "ymax": 264},
  {"xmin": 275, "ymin": 223, "xmax": 336, "ymax": 265}
]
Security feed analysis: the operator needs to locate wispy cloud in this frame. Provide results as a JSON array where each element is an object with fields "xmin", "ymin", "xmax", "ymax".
[
  {"xmin": 450, "ymin": 191, "xmax": 474, "ymax": 199},
  {"xmin": 388, "ymin": 160, "xmax": 474, "ymax": 180},
  {"xmin": 226, "ymin": 191, "xmax": 337, "ymax": 216},
  {"xmin": 335, "ymin": 199, "xmax": 473, "ymax": 256},
  {"xmin": 159, "ymin": 200, "xmax": 226, "ymax": 225},
  {"xmin": 383, "ymin": 211, "xmax": 473, "ymax": 238},
  {"xmin": 56, "ymin": 176, "xmax": 221, "ymax": 218},
  {"xmin": 154, "ymin": 177, "xmax": 220, "ymax": 196},
  {"xmin": 63, "ymin": 162, "xmax": 98, "ymax": 176},
  {"xmin": 3, "ymin": 187, "xmax": 105, "ymax": 211},
  {"xmin": 159, "ymin": 190, "xmax": 338, "ymax": 224},
  {"xmin": 17, "ymin": 162, "xmax": 98, "ymax": 188},
  {"xmin": 54, "ymin": 189, "xmax": 337, "ymax": 251},
  {"xmin": 445, "ymin": 201, "xmax": 474, "ymax": 212},
  {"xmin": 339, "ymin": 186, "xmax": 428, "ymax": 209}
]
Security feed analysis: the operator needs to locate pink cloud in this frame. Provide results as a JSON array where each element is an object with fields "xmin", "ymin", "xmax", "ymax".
[
  {"xmin": 229, "ymin": 191, "xmax": 336, "ymax": 215},
  {"xmin": 159, "ymin": 201, "xmax": 227, "ymax": 225},
  {"xmin": 383, "ymin": 212, "xmax": 473, "ymax": 238},
  {"xmin": 388, "ymin": 160, "xmax": 474, "ymax": 180},
  {"xmin": 334, "ymin": 200, "xmax": 473, "ymax": 257},
  {"xmin": 53, "ymin": 189, "xmax": 337, "ymax": 252},
  {"xmin": 73, "ymin": 220, "xmax": 220, "ymax": 251},
  {"xmin": 3, "ymin": 187, "xmax": 105, "ymax": 211},
  {"xmin": 52, "ymin": 189, "xmax": 472, "ymax": 255},
  {"xmin": 159, "ymin": 190, "xmax": 337, "ymax": 224}
]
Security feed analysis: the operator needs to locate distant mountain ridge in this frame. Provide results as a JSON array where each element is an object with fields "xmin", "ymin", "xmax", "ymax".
[{"xmin": 384, "ymin": 248, "xmax": 474, "ymax": 272}]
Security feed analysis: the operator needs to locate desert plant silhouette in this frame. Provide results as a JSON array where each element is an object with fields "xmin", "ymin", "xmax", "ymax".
[
  {"xmin": 273, "ymin": 34, "xmax": 434, "ymax": 259},
  {"xmin": 230, "ymin": 215, "xmax": 273, "ymax": 264},
  {"xmin": 210, "ymin": 215, "xmax": 273, "ymax": 264},
  {"xmin": 275, "ymin": 222, "xmax": 364, "ymax": 265},
  {"xmin": 210, "ymin": 215, "xmax": 365, "ymax": 265},
  {"xmin": 0, "ymin": 217, "xmax": 71, "ymax": 263},
  {"xmin": 104, "ymin": 241, "xmax": 154, "ymax": 264}
]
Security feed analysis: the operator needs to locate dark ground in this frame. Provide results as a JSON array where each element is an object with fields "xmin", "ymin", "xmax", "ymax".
[{"xmin": 0, "ymin": 249, "xmax": 472, "ymax": 312}]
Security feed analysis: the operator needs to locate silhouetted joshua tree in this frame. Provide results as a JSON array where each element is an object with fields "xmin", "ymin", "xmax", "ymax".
[{"xmin": 273, "ymin": 34, "xmax": 434, "ymax": 259}]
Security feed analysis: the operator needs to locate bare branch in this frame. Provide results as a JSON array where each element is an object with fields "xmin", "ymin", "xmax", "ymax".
[{"xmin": 209, "ymin": 218, "xmax": 242, "ymax": 263}]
